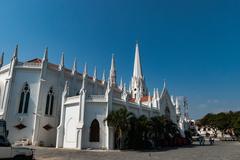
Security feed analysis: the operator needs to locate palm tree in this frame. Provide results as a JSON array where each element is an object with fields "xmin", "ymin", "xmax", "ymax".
[
  {"xmin": 136, "ymin": 115, "xmax": 150, "ymax": 149},
  {"xmin": 164, "ymin": 118, "xmax": 181, "ymax": 146},
  {"xmin": 149, "ymin": 116, "xmax": 165, "ymax": 147},
  {"xmin": 105, "ymin": 108, "xmax": 134, "ymax": 149}
]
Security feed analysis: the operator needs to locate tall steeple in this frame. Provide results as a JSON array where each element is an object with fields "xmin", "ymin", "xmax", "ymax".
[
  {"xmin": 131, "ymin": 42, "xmax": 147, "ymax": 98},
  {"xmin": 133, "ymin": 42, "xmax": 143, "ymax": 78},
  {"xmin": 109, "ymin": 54, "xmax": 117, "ymax": 87}
]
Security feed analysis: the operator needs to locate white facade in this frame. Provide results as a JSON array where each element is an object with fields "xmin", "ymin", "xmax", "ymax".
[{"xmin": 0, "ymin": 43, "xmax": 189, "ymax": 149}]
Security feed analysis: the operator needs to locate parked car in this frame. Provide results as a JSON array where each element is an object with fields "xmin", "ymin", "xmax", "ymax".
[
  {"xmin": 220, "ymin": 135, "xmax": 236, "ymax": 141},
  {"xmin": 14, "ymin": 138, "xmax": 31, "ymax": 146},
  {"xmin": 0, "ymin": 119, "xmax": 34, "ymax": 160}
]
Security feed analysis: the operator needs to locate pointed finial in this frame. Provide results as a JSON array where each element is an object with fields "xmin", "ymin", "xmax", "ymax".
[
  {"xmin": 102, "ymin": 70, "xmax": 106, "ymax": 83},
  {"xmin": 93, "ymin": 66, "xmax": 97, "ymax": 80},
  {"xmin": 83, "ymin": 62, "xmax": 87, "ymax": 75},
  {"xmin": 129, "ymin": 81, "xmax": 132, "ymax": 92},
  {"xmin": 72, "ymin": 58, "xmax": 77, "ymax": 75},
  {"xmin": 123, "ymin": 83, "xmax": 126, "ymax": 92},
  {"xmin": 156, "ymin": 88, "xmax": 160, "ymax": 99},
  {"xmin": 163, "ymin": 79, "xmax": 167, "ymax": 89},
  {"xmin": 153, "ymin": 88, "xmax": 156, "ymax": 99},
  {"xmin": 0, "ymin": 52, "xmax": 4, "ymax": 67},
  {"xmin": 59, "ymin": 52, "xmax": 64, "ymax": 71},
  {"xmin": 133, "ymin": 42, "xmax": 143, "ymax": 78},
  {"xmin": 12, "ymin": 44, "xmax": 18, "ymax": 59},
  {"xmin": 119, "ymin": 77, "xmax": 123, "ymax": 89},
  {"xmin": 148, "ymin": 92, "xmax": 152, "ymax": 104},
  {"xmin": 43, "ymin": 47, "xmax": 48, "ymax": 61},
  {"xmin": 110, "ymin": 54, "xmax": 115, "ymax": 72},
  {"xmin": 109, "ymin": 54, "xmax": 117, "ymax": 86}
]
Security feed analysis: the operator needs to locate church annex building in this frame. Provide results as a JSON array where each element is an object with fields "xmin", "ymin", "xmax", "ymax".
[{"xmin": 0, "ymin": 43, "xmax": 189, "ymax": 150}]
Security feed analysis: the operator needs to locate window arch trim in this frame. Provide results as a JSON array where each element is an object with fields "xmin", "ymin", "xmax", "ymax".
[
  {"xmin": 89, "ymin": 119, "xmax": 100, "ymax": 142},
  {"xmin": 18, "ymin": 82, "xmax": 30, "ymax": 114},
  {"xmin": 45, "ymin": 87, "xmax": 54, "ymax": 116}
]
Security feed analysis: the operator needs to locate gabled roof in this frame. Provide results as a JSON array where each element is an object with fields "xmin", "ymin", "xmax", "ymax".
[
  {"xmin": 128, "ymin": 96, "xmax": 152, "ymax": 103},
  {"xmin": 140, "ymin": 96, "xmax": 152, "ymax": 102},
  {"xmin": 26, "ymin": 58, "xmax": 42, "ymax": 64}
]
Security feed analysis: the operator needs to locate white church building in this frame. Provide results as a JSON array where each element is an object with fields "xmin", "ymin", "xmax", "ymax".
[{"xmin": 0, "ymin": 43, "xmax": 189, "ymax": 149}]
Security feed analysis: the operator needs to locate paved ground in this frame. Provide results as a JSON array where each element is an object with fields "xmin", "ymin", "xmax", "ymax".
[{"xmin": 35, "ymin": 141, "xmax": 240, "ymax": 160}]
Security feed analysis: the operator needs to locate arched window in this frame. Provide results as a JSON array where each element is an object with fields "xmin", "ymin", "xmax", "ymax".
[
  {"xmin": 18, "ymin": 83, "xmax": 30, "ymax": 114},
  {"xmin": 165, "ymin": 106, "xmax": 171, "ymax": 120},
  {"xmin": 89, "ymin": 119, "xmax": 100, "ymax": 142},
  {"xmin": 45, "ymin": 87, "xmax": 54, "ymax": 116}
]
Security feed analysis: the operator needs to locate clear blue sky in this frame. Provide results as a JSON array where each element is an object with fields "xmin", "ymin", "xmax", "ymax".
[{"xmin": 0, "ymin": 0, "xmax": 239, "ymax": 119}]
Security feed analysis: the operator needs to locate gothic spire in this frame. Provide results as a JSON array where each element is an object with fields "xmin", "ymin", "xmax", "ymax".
[
  {"xmin": 153, "ymin": 88, "xmax": 156, "ymax": 99},
  {"xmin": 109, "ymin": 54, "xmax": 116, "ymax": 86},
  {"xmin": 129, "ymin": 81, "xmax": 132, "ymax": 92},
  {"xmin": 156, "ymin": 88, "xmax": 160, "ymax": 99},
  {"xmin": 93, "ymin": 66, "xmax": 97, "ymax": 80},
  {"xmin": 123, "ymin": 83, "xmax": 127, "ymax": 93},
  {"xmin": 133, "ymin": 42, "xmax": 143, "ymax": 78},
  {"xmin": 119, "ymin": 77, "xmax": 123, "ymax": 90},
  {"xmin": 83, "ymin": 62, "xmax": 87, "ymax": 76},
  {"xmin": 102, "ymin": 70, "xmax": 106, "ymax": 83},
  {"xmin": 43, "ymin": 47, "xmax": 48, "ymax": 61},
  {"xmin": 163, "ymin": 79, "xmax": 167, "ymax": 89},
  {"xmin": 148, "ymin": 91, "xmax": 151, "ymax": 104},
  {"xmin": 12, "ymin": 44, "xmax": 18, "ymax": 60},
  {"xmin": 59, "ymin": 52, "xmax": 64, "ymax": 71},
  {"xmin": 0, "ymin": 52, "xmax": 4, "ymax": 67},
  {"xmin": 161, "ymin": 79, "xmax": 168, "ymax": 98},
  {"xmin": 72, "ymin": 58, "xmax": 77, "ymax": 75}
]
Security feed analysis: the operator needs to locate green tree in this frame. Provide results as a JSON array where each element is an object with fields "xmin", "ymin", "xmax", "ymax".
[
  {"xmin": 233, "ymin": 117, "xmax": 240, "ymax": 138},
  {"xmin": 199, "ymin": 111, "xmax": 240, "ymax": 138},
  {"xmin": 105, "ymin": 108, "xmax": 134, "ymax": 149},
  {"xmin": 149, "ymin": 116, "xmax": 165, "ymax": 147}
]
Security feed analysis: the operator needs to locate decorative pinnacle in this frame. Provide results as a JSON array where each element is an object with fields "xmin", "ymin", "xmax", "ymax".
[
  {"xmin": 59, "ymin": 52, "xmax": 64, "ymax": 70},
  {"xmin": 109, "ymin": 54, "xmax": 117, "ymax": 86},
  {"xmin": 83, "ymin": 62, "xmax": 87, "ymax": 75},
  {"xmin": 163, "ymin": 79, "xmax": 167, "ymax": 89},
  {"xmin": 43, "ymin": 47, "xmax": 48, "ymax": 61},
  {"xmin": 72, "ymin": 58, "xmax": 77, "ymax": 74},
  {"xmin": 0, "ymin": 52, "xmax": 4, "ymax": 67},
  {"xmin": 119, "ymin": 77, "xmax": 123, "ymax": 89},
  {"xmin": 12, "ymin": 44, "xmax": 18, "ymax": 59},
  {"xmin": 153, "ymin": 88, "xmax": 156, "ymax": 99},
  {"xmin": 93, "ymin": 66, "xmax": 97, "ymax": 80},
  {"xmin": 148, "ymin": 91, "xmax": 151, "ymax": 102},
  {"xmin": 102, "ymin": 70, "xmax": 106, "ymax": 82}
]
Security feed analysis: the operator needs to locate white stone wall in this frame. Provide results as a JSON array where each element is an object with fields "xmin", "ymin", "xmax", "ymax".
[
  {"xmin": 159, "ymin": 91, "xmax": 177, "ymax": 123},
  {"xmin": 63, "ymin": 103, "xmax": 80, "ymax": 148},
  {"xmin": 0, "ymin": 66, "xmax": 10, "ymax": 115},
  {"xmin": 82, "ymin": 102, "xmax": 108, "ymax": 149},
  {"xmin": 6, "ymin": 67, "xmax": 41, "ymax": 144}
]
